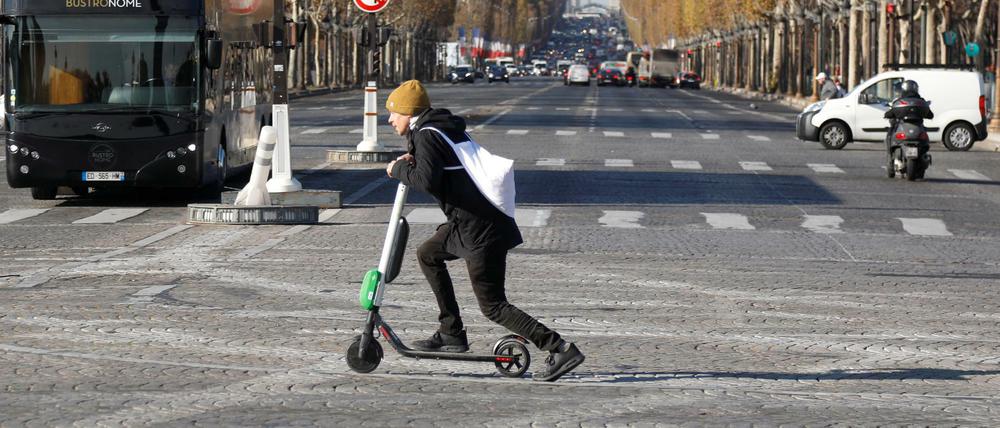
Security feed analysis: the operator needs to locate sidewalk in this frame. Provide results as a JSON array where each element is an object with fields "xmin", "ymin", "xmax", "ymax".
[{"xmin": 710, "ymin": 85, "xmax": 1000, "ymax": 152}]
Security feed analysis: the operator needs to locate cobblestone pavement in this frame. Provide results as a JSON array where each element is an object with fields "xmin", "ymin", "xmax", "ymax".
[{"xmin": 3, "ymin": 77, "xmax": 1000, "ymax": 426}]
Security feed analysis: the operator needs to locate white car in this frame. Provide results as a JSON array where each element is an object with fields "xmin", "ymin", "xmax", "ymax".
[
  {"xmin": 797, "ymin": 68, "xmax": 989, "ymax": 151},
  {"xmin": 565, "ymin": 64, "xmax": 590, "ymax": 86}
]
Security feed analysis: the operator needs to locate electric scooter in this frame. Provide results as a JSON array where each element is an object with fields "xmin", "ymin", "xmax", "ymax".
[{"xmin": 346, "ymin": 183, "xmax": 532, "ymax": 377}]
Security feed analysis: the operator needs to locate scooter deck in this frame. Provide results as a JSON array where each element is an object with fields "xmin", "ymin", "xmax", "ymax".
[{"xmin": 396, "ymin": 348, "xmax": 513, "ymax": 363}]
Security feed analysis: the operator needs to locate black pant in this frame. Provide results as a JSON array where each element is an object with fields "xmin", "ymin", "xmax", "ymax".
[{"xmin": 416, "ymin": 225, "xmax": 562, "ymax": 352}]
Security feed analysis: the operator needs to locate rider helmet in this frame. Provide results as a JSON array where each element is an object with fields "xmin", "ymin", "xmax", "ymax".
[{"xmin": 900, "ymin": 80, "xmax": 919, "ymax": 95}]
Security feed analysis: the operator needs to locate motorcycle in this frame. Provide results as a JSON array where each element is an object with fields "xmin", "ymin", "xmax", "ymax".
[{"xmin": 885, "ymin": 98, "xmax": 932, "ymax": 181}]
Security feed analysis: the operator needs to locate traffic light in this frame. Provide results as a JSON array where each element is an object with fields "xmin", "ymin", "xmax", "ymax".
[{"xmin": 371, "ymin": 48, "xmax": 381, "ymax": 76}]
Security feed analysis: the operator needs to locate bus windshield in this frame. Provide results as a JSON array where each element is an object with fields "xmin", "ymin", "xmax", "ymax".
[{"xmin": 6, "ymin": 15, "xmax": 199, "ymax": 113}]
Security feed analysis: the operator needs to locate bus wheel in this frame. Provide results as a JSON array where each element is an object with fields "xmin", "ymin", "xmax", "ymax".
[{"xmin": 31, "ymin": 186, "xmax": 57, "ymax": 200}]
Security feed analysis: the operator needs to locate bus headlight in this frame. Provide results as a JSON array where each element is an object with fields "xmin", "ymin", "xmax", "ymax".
[
  {"xmin": 19, "ymin": 165, "xmax": 28, "ymax": 174},
  {"xmin": 30, "ymin": 151, "xmax": 39, "ymax": 160},
  {"xmin": 187, "ymin": 144, "xmax": 196, "ymax": 152},
  {"xmin": 8, "ymin": 144, "xmax": 17, "ymax": 154},
  {"xmin": 177, "ymin": 165, "xmax": 187, "ymax": 174},
  {"xmin": 166, "ymin": 150, "xmax": 176, "ymax": 159}
]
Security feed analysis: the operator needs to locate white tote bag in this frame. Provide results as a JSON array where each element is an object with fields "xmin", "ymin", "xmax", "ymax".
[{"xmin": 420, "ymin": 127, "xmax": 516, "ymax": 218}]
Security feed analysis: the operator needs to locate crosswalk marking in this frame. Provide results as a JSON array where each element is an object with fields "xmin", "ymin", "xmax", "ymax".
[
  {"xmin": 556, "ymin": 130, "xmax": 577, "ymax": 136},
  {"xmin": 599, "ymin": 211, "xmax": 644, "ymax": 228},
  {"xmin": 700, "ymin": 134, "xmax": 720, "ymax": 140},
  {"xmin": 73, "ymin": 209, "xmax": 148, "ymax": 224},
  {"xmin": 556, "ymin": 107, "xmax": 571, "ymax": 111},
  {"xmin": 808, "ymin": 163, "xmax": 845, "ymax": 174},
  {"xmin": 802, "ymin": 215, "xmax": 845, "ymax": 234},
  {"xmin": 536, "ymin": 158, "xmax": 566, "ymax": 166},
  {"xmin": 301, "ymin": 128, "xmax": 327, "ymax": 134},
  {"xmin": 898, "ymin": 218, "xmax": 952, "ymax": 236},
  {"xmin": 606, "ymin": 108, "xmax": 624, "ymax": 112},
  {"xmin": 507, "ymin": 129, "xmax": 529, "ymax": 135},
  {"xmin": 526, "ymin": 107, "xmax": 540, "ymax": 111},
  {"xmin": 0, "ymin": 209, "xmax": 49, "ymax": 224},
  {"xmin": 693, "ymin": 110, "xmax": 709, "ymax": 114},
  {"xmin": 671, "ymin": 160, "xmax": 702, "ymax": 170},
  {"xmin": 514, "ymin": 209, "xmax": 551, "ymax": 227},
  {"xmin": 641, "ymin": 108, "xmax": 657, "ymax": 113},
  {"xmin": 747, "ymin": 135, "xmax": 771, "ymax": 142},
  {"xmin": 603, "ymin": 131, "xmax": 625, "ymax": 137},
  {"xmin": 333, "ymin": 106, "xmax": 350, "ymax": 110},
  {"xmin": 651, "ymin": 132, "xmax": 673, "ymax": 139},
  {"xmin": 605, "ymin": 159, "xmax": 633, "ymax": 167},
  {"xmin": 739, "ymin": 161, "xmax": 772, "ymax": 171},
  {"xmin": 702, "ymin": 213, "xmax": 755, "ymax": 230},
  {"xmin": 948, "ymin": 169, "xmax": 991, "ymax": 181},
  {"xmin": 349, "ymin": 128, "xmax": 363, "ymax": 134}
]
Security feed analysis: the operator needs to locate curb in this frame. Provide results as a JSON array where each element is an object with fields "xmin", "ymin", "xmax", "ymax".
[{"xmin": 708, "ymin": 86, "xmax": 814, "ymax": 111}]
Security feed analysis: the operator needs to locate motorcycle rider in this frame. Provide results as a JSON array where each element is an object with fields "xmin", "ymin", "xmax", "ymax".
[{"xmin": 884, "ymin": 80, "xmax": 934, "ymax": 155}]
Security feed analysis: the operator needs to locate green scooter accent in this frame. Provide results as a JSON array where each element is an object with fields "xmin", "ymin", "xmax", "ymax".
[{"xmin": 359, "ymin": 269, "xmax": 381, "ymax": 310}]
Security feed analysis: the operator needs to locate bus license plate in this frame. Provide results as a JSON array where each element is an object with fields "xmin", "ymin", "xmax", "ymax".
[
  {"xmin": 82, "ymin": 171, "xmax": 125, "ymax": 182},
  {"xmin": 904, "ymin": 147, "xmax": 919, "ymax": 158}
]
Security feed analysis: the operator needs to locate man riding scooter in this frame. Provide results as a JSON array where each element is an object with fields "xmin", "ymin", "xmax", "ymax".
[{"xmin": 884, "ymin": 80, "xmax": 934, "ymax": 180}]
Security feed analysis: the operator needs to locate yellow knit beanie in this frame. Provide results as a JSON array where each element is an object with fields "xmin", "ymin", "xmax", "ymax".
[{"xmin": 386, "ymin": 80, "xmax": 431, "ymax": 116}]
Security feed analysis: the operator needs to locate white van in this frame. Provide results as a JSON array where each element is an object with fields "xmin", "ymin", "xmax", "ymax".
[{"xmin": 797, "ymin": 68, "xmax": 988, "ymax": 151}]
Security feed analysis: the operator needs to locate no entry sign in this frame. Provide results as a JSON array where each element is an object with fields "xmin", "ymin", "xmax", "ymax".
[{"xmin": 354, "ymin": 0, "xmax": 390, "ymax": 13}]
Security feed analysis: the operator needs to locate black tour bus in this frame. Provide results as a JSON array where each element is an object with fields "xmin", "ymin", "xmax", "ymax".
[{"xmin": 2, "ymin": 0, "xmax": 273, "ymax": 199}]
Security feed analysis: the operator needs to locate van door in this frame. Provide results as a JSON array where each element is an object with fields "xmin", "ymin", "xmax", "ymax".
[{"xmin": 854, "ymin": 77, "xmax": 903, "ymax": 141}]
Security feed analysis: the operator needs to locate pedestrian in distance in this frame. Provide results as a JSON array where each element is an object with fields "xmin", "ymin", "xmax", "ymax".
[
  {"xmin": 383, "ymin": 80, "xmax": 585, "ymax": 382},
  {"xmin": 816, "ymin": 72, "xmax": 840, "ymax": 100}
]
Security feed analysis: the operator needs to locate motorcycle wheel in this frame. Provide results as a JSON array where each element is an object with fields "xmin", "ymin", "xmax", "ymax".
[
  {"xmin": 905, "ymin": 159, "xmax": 918, "ymax": 181},
  {"xmin": 885, "ymin": 152, "xmax": 896, "ymax": 178}
]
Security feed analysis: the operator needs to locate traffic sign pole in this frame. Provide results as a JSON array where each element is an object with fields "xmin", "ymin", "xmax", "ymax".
[
  {"xmin": 267, "ymin": 0, "xmax": 303, "ymax": 192},
  {"xmin": 355, "ymin": 0, "xmax": 390, "ymax": 152}
]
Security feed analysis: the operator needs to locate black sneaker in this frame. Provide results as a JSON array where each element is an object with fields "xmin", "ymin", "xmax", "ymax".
[
  {"xmin": 412, "ymin": 330, "xmax": 469, "ymax": 353},
  {"xmin": 533, "ymin": 343, "xmax": 585, "ymax": 382}
]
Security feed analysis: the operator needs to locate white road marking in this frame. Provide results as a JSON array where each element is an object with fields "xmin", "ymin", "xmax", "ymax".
[
  {"xmin": 515, "ymin": 209, "xmax": 551, "ymax": 227},
  {"xmin": 898, "ymin": 218, "xmax": 952, "ymax": 236},
  {"xmin": 606, "ymin": 108, "xmax": 624, "ymax": 112},
  {"xmin": 808, "ymin": 163, "xmax": 845, "ymax": 174},
  {"xmin": 700, "ymin": 133, "xmax": 720, "ymax": 140},
  {"xmin": 73, "ymin": 209, "xmax": 148, "ymax": 224},
  {"xmin": 333, "ymin": 106, "xmax": 350, "ymax": 110},
  {"xmin": 739, "ymin": 161, "xmax": 773, "ymax": 171},
  {"xmin": 702, "ymin": 213, "xmax": 755, "ymax": 230},
  {"xmin": 948, "ymin": 169, "xmax": 991, "ymax": 181},
  {"xmin": 307, "ymin": 107, "xmax": 324, "ymax": 110},
  {"xmin": 693, "ymin": 109, "xmax": 709, "ymax": 114},
  {"xmin": 472, "ymin": 108, "xmax": 512, "ymax": 131},
  {"xmin": 747, "ymin": 135, "xmax": 771, "ymax": 142},
  {"xmin": 802, "ymin": 215, "xmax": 845, "ymax": 234},
  {"xmin": 605, "ymin": 159, "xmax": 634, "ymax": 167},
  {"xmin": 598, "ymin": 210, "xmax": 644, "ymax": 229},
  {"xmin": 641, "ymin": 108, "xmax": 657, "ymax": 113},
  {"xmin": 301, "ymin": 128, "xmax": 327, "ymax": 134},
  {"xmin": 671, "ymin": 160, "xmax": 702, "ymax": 170},
  {"xmin": 507, "ymin": 129, "xmax": 529, "ymax": 135},
  {"xmin": 127, "ymin": 284, "xmax": 179, "ymax": 303},
  {"xmin": 527, "ymin": 107, "xmax": 540, "ymax": 111},
  {"xmin": 603, "ymin": 131, "xmax": 625, "ymax": 137},
  {"xmin": 318, "ymin": 209, "xmax": 342, "ymax": 223},
  {"xmin": 408, "ymin": 208, "xmax": 550, "ymax": 227},
  {"xmin": 651, "ymin": 132, "xmax": 673, "ymax": 139},
  {"xmin": 349, "ymin": 128, "xmax": 363, "ymax": 134},
  {"xmin": 556, "ymin": 107, "xmax": 571, "ymax": 111},
  {"xmin": 556, "ymin": 130, "xmax": 577, "ymax": 136},
  {"xmin": 0, "ymin": 209, "xmax": 49, "ymax": 224},
  {"xmin": 536, "ymin": 158, "xmax": 566, "ymax": 166},
  {"xmin": 343, "ymin": 177, "xmax": 390, "ymax": 205}
]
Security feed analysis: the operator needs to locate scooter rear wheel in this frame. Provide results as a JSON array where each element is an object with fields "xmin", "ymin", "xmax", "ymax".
[
  {"xmin": 494, "ymin": 338, "xmax": 530, "ymax": 378},
  {"xmin": 346, "ymin": 337, "xmax": 383, "ymax": 373},
  {"xmin": 905, "ymin": 159, "xmax": 918, "ymax": 181}
]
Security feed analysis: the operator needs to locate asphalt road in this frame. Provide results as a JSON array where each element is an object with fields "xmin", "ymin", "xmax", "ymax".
[{"xmin": 3, "ymin": 76, "xmax": 1000, "ymax": 426}]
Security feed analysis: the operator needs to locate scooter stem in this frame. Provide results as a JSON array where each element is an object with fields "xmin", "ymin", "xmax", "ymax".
[{"xmin": 373, "ymin": 183, "xmax": 409, "ymax": 307}]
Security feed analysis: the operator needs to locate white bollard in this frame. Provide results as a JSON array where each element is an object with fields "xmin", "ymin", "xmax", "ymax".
[
  {"xmin": 356, "ymin": 81, "xmax": 383, "ymax": 152},
  {"xmin": 266, "ymin": 104, "xmax": 303, "ymax": 193},
  {"xmin": 235, "ymin": 126, "xmax": 277, "ymax": 206}
]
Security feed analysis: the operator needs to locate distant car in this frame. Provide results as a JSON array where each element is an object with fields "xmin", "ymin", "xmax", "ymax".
[
  {"xmin": 449, "ymin": 66, "xmax": 475, "ymax": 84},
  {"xmin": 565, "ymin": 64, "xmax": 590, "ymax": 86},
  {"xmin": 677, "ymin": 72, "xmax": 701, "ymax": 89},
  {"xmin": 596, "ymin": 68, "xmax": 625, "ymax": 86},
  {"xmin": 487, "ymin": 65, "xmax": 510, "ymax": 83},
  {"xmin": 505, "ymin": 64, "xmax": 519, "ymax": 77}
]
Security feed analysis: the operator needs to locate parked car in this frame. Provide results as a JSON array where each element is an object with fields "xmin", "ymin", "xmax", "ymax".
[
  {"xmin": 449, "ymin": 65, "xmax": 476, "ymax": 84},
  {"xmin": 797, "ymin": 67, "xmax": 988, "ymax": 151},
  {"xmin": 487, "ymin": 65, "xmax": 510, "ymax": 83},
  {"xmin": 597, "ymin": 68, "xmax": 625, "ymax": 86},
  {"xmin": 677, "ymin": 72, "xmax": 701, "ymax": 89},
  {"xmin": 565, "ymin": 64, "xmax": 591, "ymax": 86}
]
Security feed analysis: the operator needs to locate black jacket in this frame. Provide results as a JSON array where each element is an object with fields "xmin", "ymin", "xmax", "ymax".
[
  {"xmin": 391, "ymin": 108, "xmax": 522, "ymax": 258},
  {"xmin": 884, "ymin": 91, "xmax": 934, "ymax": 123}
]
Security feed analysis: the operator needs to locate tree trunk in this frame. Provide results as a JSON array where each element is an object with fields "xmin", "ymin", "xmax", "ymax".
[
  {"xmin": 878, "ymin": 0, "xmax": 889, "ymax": 70},
  {"xmin": 925, "ymin": 3, "xmax": 937, "ymax": 64},
  {"xmin": 771, "ymin": 19, "xmax": 784, "ymax": 93},
  {"xmin": 974, "ymin": 0, "xmax": 990, "ymax": 70},
  {"xmin": 899, "ymin": 17, "xmax": 911, "ymax": 63},
  {"xmin": 861, "ymin": 0, "xmax": 872, "ymax": 78},
  {"xmin": 848, "ymin": 0, "xmax": 860, "ymax": 89},
  {"xmin": 938, "ymin": 1, "xmax": 950, "ymax": 64}
]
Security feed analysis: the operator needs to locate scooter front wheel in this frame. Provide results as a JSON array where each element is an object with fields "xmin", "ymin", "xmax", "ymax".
[
  {"xmin": 346, "ymin": 336, "xmax": 383, "ymax": 373},
  {"xmin": 494, "ymin": 338, "xmax": 531, "ymax": 378}
]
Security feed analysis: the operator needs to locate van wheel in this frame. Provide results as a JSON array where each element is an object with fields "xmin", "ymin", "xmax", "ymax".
[
  {"xmin": 31, "ymin": 186, "xmax": 57, "ymax": 200},
  {"xmin": 819, "ymin": 122, "xmax": 849, "ymax": 150},
  {"xmin": 942, "ymin": 123, "xmax": 975, "ymax": 151}
]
